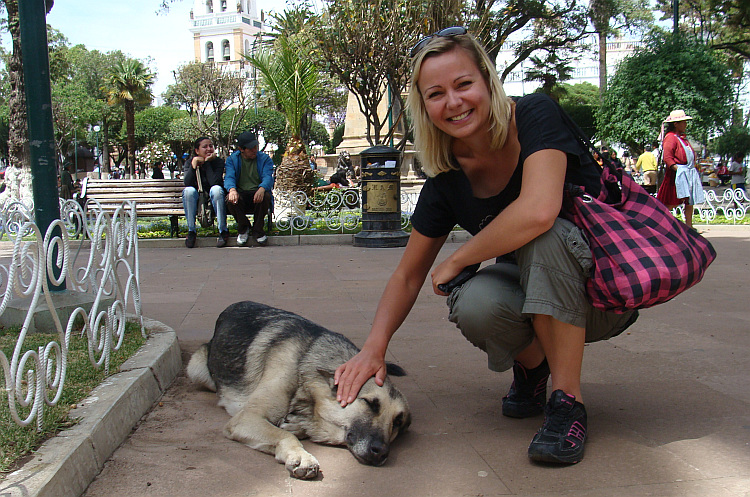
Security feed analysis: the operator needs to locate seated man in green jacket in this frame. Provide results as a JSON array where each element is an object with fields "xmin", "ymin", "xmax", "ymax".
[{"xmin": 224, "ymin": 132, "xmax": 274, "ymax": 246}]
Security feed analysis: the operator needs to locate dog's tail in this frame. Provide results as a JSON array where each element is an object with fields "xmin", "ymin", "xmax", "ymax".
[{"xmin": 186, "ymin": 344, "xmax": 216, "ymax": 392}]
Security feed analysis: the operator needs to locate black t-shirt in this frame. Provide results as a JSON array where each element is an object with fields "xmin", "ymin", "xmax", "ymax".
[{"xmin": 411, "ymin": 93, "xmax": 602, "ymax": 238}]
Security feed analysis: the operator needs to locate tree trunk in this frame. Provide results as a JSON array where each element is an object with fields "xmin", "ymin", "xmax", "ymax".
[
  {"xmin": 125, "ymin": 99, "xmax": 136, "ymax": 177},
  {"xmin": 598, "ymin": 30, "xmax": 607, "ymax": 103},
  {"xmin": 101, "ymin": 120, "xmax": 111, "ymax": 175},
  {"xmin": 274, "ymin": 136, "xmax": 315, "ymax": 196},
  {"xmin": 2, "ymin": 0, "xmax": 33, "ymax": 203}
]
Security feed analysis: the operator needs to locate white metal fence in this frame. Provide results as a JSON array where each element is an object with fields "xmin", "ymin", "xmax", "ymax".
[
  {"xmin": 271, "ymin": 188, "xmax": 421, "ymax": 234},
  {"xmin": 268, "ymin": 186, "xmax": 749, "ymax": 232},
  {"xmin": 0, "ymin": 198, "xmax": 142, "ymax": 430}
]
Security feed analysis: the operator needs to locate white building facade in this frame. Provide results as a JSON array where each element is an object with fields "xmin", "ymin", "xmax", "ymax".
[
  {"xmin": 497, "ymin": 35, "xmax": 644, "ymax": 96},
  {"xmin": 188, "ymin": 0, "xmax": 265, "ymax": 75}
]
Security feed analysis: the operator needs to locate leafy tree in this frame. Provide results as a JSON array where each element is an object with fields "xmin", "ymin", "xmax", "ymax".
[
  {"xmin": 311, "ymin": 73, "xmax": 347, "ymax": 132},
  {"xmin": 655, "ymin": 0, "xmax": 750, "ymax": 126},
  {"xmin": 558, "ymin": 81, "xmax": 600, "ymax": 105},
  {"xmin": 244, "ymin": 35, "xmax": 320, "ymax": 194},
  {"xmin": 311, "ymin": 0, "xmax": 597, "ymax": 149},
  {"xmin": 312, "ymin": 0, "xmax": 417, "ymax": 148},
  {"xmin": 558, "ymin": 82, "xmax": 600, "ymax": 139},
  {"xmin": 589, "ymin": 0, "xmax": 653, "ymax": 99},
  {"xmin": 307, "ymin": 119, "xmax": 331, "ymax": 152},
  {"xmin": 61, "ymin": 46, "xmax": 128, "ymax": 175},
  {"xmin": 467, "ymin": 0, "xmax": 593, "ymax": 82},
  {"xmin": 709, "ymin": 125, "xmax": 750, "ymax": 160},
  {"xmin": 330, "ymin": 123, "xmax": 345, "ymax": 153},
  {"xmin": 164, "ymin": 115, "xmax": 196, "ymax": 172},
  {"xmin": 107, "ymin": 59, "xmax": 154, "ymax": 177},
  {"xmin": 166, "ymin": 61, "xmax": 250, "ymax": 154},
  {"xmin": 526, "ymin": 50, "xmax": 575, "ymax": 98},
  {"xmin": 240, "ymin": 107, "xmax": 288, "ymax": 163},
  {"xmin": 133, "ymin": 105, "xmax": 187, "ymax": 149},
  {"xmin": 598, "ymin": 32, "xmax": 733, "ymax": 152}
]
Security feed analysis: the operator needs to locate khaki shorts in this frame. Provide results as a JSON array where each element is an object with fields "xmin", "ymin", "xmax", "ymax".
[
  {"xmin": 642, "ymin": 170, "xmax": 658, "ymax": 186},
  {"xmin": 448, "ymin": 218, "xmax": 638, "ymax": 372}
]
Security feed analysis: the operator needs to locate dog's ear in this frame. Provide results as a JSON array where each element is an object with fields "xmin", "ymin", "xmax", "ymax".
[
  {"xmin": 317, "ymin": 368, "xmax": 338, "ymax": 396},
  {"xmin": 386, "ymin": 362, "xmax": 407, "ymax": 377}
]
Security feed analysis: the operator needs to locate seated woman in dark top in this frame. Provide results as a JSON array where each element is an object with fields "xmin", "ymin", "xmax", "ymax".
[{"xmin": 182, "ymin": 137, "xmax": 228, "ymax": 248}]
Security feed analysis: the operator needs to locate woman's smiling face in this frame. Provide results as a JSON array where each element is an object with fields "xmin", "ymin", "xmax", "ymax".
[
  {"xmin": 417, "ymin": 47, "xmax": 492, "ymax": 142},
  {"xmin": 195, "ymin": 138, "xmax": 215, "ymax": 158}
]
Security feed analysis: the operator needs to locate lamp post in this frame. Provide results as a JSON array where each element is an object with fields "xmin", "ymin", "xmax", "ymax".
[{"xmin": 93, "ymin": 125, "xmax": 101, "ymax": 178}]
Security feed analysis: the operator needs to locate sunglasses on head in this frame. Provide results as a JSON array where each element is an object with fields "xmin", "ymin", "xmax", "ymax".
[{"xmin": 410, "ymin": 26, "xmax": 468, "ymax": 58}]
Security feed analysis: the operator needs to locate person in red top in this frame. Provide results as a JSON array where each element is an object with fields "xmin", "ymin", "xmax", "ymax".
[{"xmin": 656, "ymin": 110, "xmax": 705, "ymax": 229}]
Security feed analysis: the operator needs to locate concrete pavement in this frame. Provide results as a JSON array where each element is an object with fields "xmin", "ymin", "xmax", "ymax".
[{"xmin": 4, "ymin": 225, "xmax": 750, "ymax": 496}]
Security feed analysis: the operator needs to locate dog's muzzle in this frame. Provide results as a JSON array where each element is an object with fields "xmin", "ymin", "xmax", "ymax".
[{"xmin": 346, "ymin": 431, "xmax": 390, "ymax": 466}]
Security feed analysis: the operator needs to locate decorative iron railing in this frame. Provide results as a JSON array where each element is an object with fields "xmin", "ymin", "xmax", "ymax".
[
  {"xmin": 270, "ymin": 188, "xmax": 421, "ymax": 234},
  {"xmin": 0, "ymin": 198, "xmax": 142, "ymax": 430},
  {"xmin": 270, "ymin": 187, "xmax": 749, "ymax": 231}
]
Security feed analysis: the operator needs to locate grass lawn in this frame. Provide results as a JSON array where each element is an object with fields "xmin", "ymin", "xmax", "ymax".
[{"xmin": 0, "ymin": 322, "xmax": 146, "ymax": 478}]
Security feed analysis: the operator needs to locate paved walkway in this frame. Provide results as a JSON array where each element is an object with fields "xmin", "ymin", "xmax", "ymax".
[{"xmin": 8, "ymin": 226, "xmax": 750, "ymax": 496}]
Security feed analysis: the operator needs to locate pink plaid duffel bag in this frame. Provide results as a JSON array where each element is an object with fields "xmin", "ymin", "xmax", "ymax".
[
  {"xmin": 557, "ymin": 104, "xmax": 716, "ymax": 313},
  {"xmin": 563, "ymin": 163, "xmax": 716, "ymax": 313}
]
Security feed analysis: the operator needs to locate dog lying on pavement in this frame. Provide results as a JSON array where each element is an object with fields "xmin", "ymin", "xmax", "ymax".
[{"xmin": 187, "ymin": 301, "xmax": 411, "ymax": 479}]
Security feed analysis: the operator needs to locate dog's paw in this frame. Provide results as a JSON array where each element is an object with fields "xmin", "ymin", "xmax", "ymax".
[{"xmin": 286, "ymin": 452, "xmax": 320, "ymax": 479}]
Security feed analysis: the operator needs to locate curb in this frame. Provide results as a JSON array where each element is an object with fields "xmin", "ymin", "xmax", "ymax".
[
  {"xmin": 1, "ymin": 316, "xmax": 182, "ymax": 497},
  {"xmin": 137, "ymin": 230, "xmax": 473, "ymax": 248}
]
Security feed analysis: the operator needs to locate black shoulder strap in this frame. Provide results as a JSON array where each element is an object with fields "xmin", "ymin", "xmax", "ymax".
[{"xmin": 554, "ymin": 101, "xmax": 612, "ymax": 171}]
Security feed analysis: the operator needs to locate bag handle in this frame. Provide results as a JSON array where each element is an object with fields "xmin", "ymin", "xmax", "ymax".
[{"xmin": 553, "ymin": 101, "xmax": 627, "ymax": 203}]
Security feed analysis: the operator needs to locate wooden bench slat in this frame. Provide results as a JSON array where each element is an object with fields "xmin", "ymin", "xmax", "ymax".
[{"xmin": 83, "ymin": 179, "xmax": 187, "ymax": 235}]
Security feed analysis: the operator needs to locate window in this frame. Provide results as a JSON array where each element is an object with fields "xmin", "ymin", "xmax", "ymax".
[
  {"xmin": 222, "ymin": 40, "xmax": 231, "ymax": 61},
  {"xmin": 206, "ymin": 0, "xmax": 213, "ymax": 14},
  {"xmin": 220, "ymin": 0, "xmax": 227, "ymax": 11},
  {"xmin": 206, "ymin": 42, "xmax": 214, "ymax": 62}
]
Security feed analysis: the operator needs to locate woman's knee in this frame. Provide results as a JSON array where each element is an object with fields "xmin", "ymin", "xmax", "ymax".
[
  {"xmin": 209, "ymin": 185, "xmax": 224, "ymax": 200},
  {"xmin": 448, "ymin": 267, "xmax": 528, "ymax": 348},
  {"xmin": 183, "ymin": 187, "xmax": 198, "ymax": 200}
]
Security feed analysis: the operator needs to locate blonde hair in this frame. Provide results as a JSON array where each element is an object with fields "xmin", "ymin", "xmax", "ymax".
[{"xmin": 406, "ymin": 33, "xmax": 511, "ymax": 177}]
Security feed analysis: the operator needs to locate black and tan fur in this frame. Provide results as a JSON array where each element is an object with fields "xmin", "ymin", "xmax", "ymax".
[{"xmin": 187, "ymin": 301, "xmax": 411, "ymax": 479}]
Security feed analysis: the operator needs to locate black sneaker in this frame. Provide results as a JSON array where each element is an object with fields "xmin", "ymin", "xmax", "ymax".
[
  {"xmin": 185, "ymin": 231, "xmax": 197, "ymax": 249},
  {"xmin": 216, "ymin": 230, "xmax": 229, "ymax": 248},
  {"xmin": 528, "ymin": 390, "xmax": 587, "ymax": 464},
  {"xmin": 502, "ymin": 359, "xmax": 549, "ymax": 418}
]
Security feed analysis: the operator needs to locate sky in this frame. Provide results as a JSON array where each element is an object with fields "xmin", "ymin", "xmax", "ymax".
[{"xmin": 38, "ymin": 0, "xmax": 296, "ymax": 98}]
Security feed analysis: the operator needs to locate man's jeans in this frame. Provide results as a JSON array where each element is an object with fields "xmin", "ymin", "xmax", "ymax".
[{"xmin": 182, "ymin": 185, "xmax": 227, "ymax": 233}]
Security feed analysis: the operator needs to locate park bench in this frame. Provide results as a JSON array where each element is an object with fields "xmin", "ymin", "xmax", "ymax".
[
  {"xmin": 81, "ymin": 178, "xmax": 185, "ymax": 237},
  {"xmin": 81, "ymin": 178, "xmax": 275, "ymax": 237}
]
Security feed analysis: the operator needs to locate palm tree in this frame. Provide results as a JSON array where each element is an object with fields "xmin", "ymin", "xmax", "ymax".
[
  {"xmin": 107, "ymin": 59, "xmax": 153, "ymax": 177},
  {"xmin": 243, "ymin": 35, "xmax": 320, "ymax": 195}
]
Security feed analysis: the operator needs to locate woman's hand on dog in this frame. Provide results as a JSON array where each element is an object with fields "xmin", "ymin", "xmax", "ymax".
[{"xmin": 335, "ymin": 348, "xmax": 387, "ymax": 407}]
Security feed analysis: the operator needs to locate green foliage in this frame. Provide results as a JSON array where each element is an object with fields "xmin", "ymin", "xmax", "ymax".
[
  {"xmin": 598, "ymin": 32, "xmax": 733, "ymax": 150},
  {"xmin": 240, "ymin": 107, "xmax": 288, "ymax": 162},
  {"xmin": 563, "ymin": 104, "xmax": 598, "ymax": 141},
  {"xmin": 166, "ymin": 61, "xmax": 250, "ymax": 154},
  {"xmin": 330, "ymin": 123, "xmax": 345, "ymax": 153},
  {"xmin": 133, "ymin": 106, "xmax": 187, "ymax": 149},
  {"xmin": 244, "ymin": 36, "xmax": 320, "ymax": 142},
  {"xmin": 709, "ymin": 126, "xmax": 750, "ymax": 159},
  {"xmin": 107, "ymin": 59, "xmax": 155, "ymax": 174},
  {"xmin": 107, "ymin": 59, "xmax": 154, "ymax": 107},
  {"xmin": 307, "ymin": 119, "xmax": 331, "ymax": 151},
  {"xmin": 559, "ymin": 82, "xmax": 601, "ymax": 106}
]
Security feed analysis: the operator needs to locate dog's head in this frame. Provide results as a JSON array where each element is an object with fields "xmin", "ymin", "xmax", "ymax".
[{"xmin": 318, "ymin": 364, "xmax": 411, "ymax": 466}]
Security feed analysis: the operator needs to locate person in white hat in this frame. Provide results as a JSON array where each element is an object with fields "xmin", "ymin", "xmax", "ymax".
[{"xmin": 656, "ymin": 110, "xmax": 705, "ymax": 229}]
